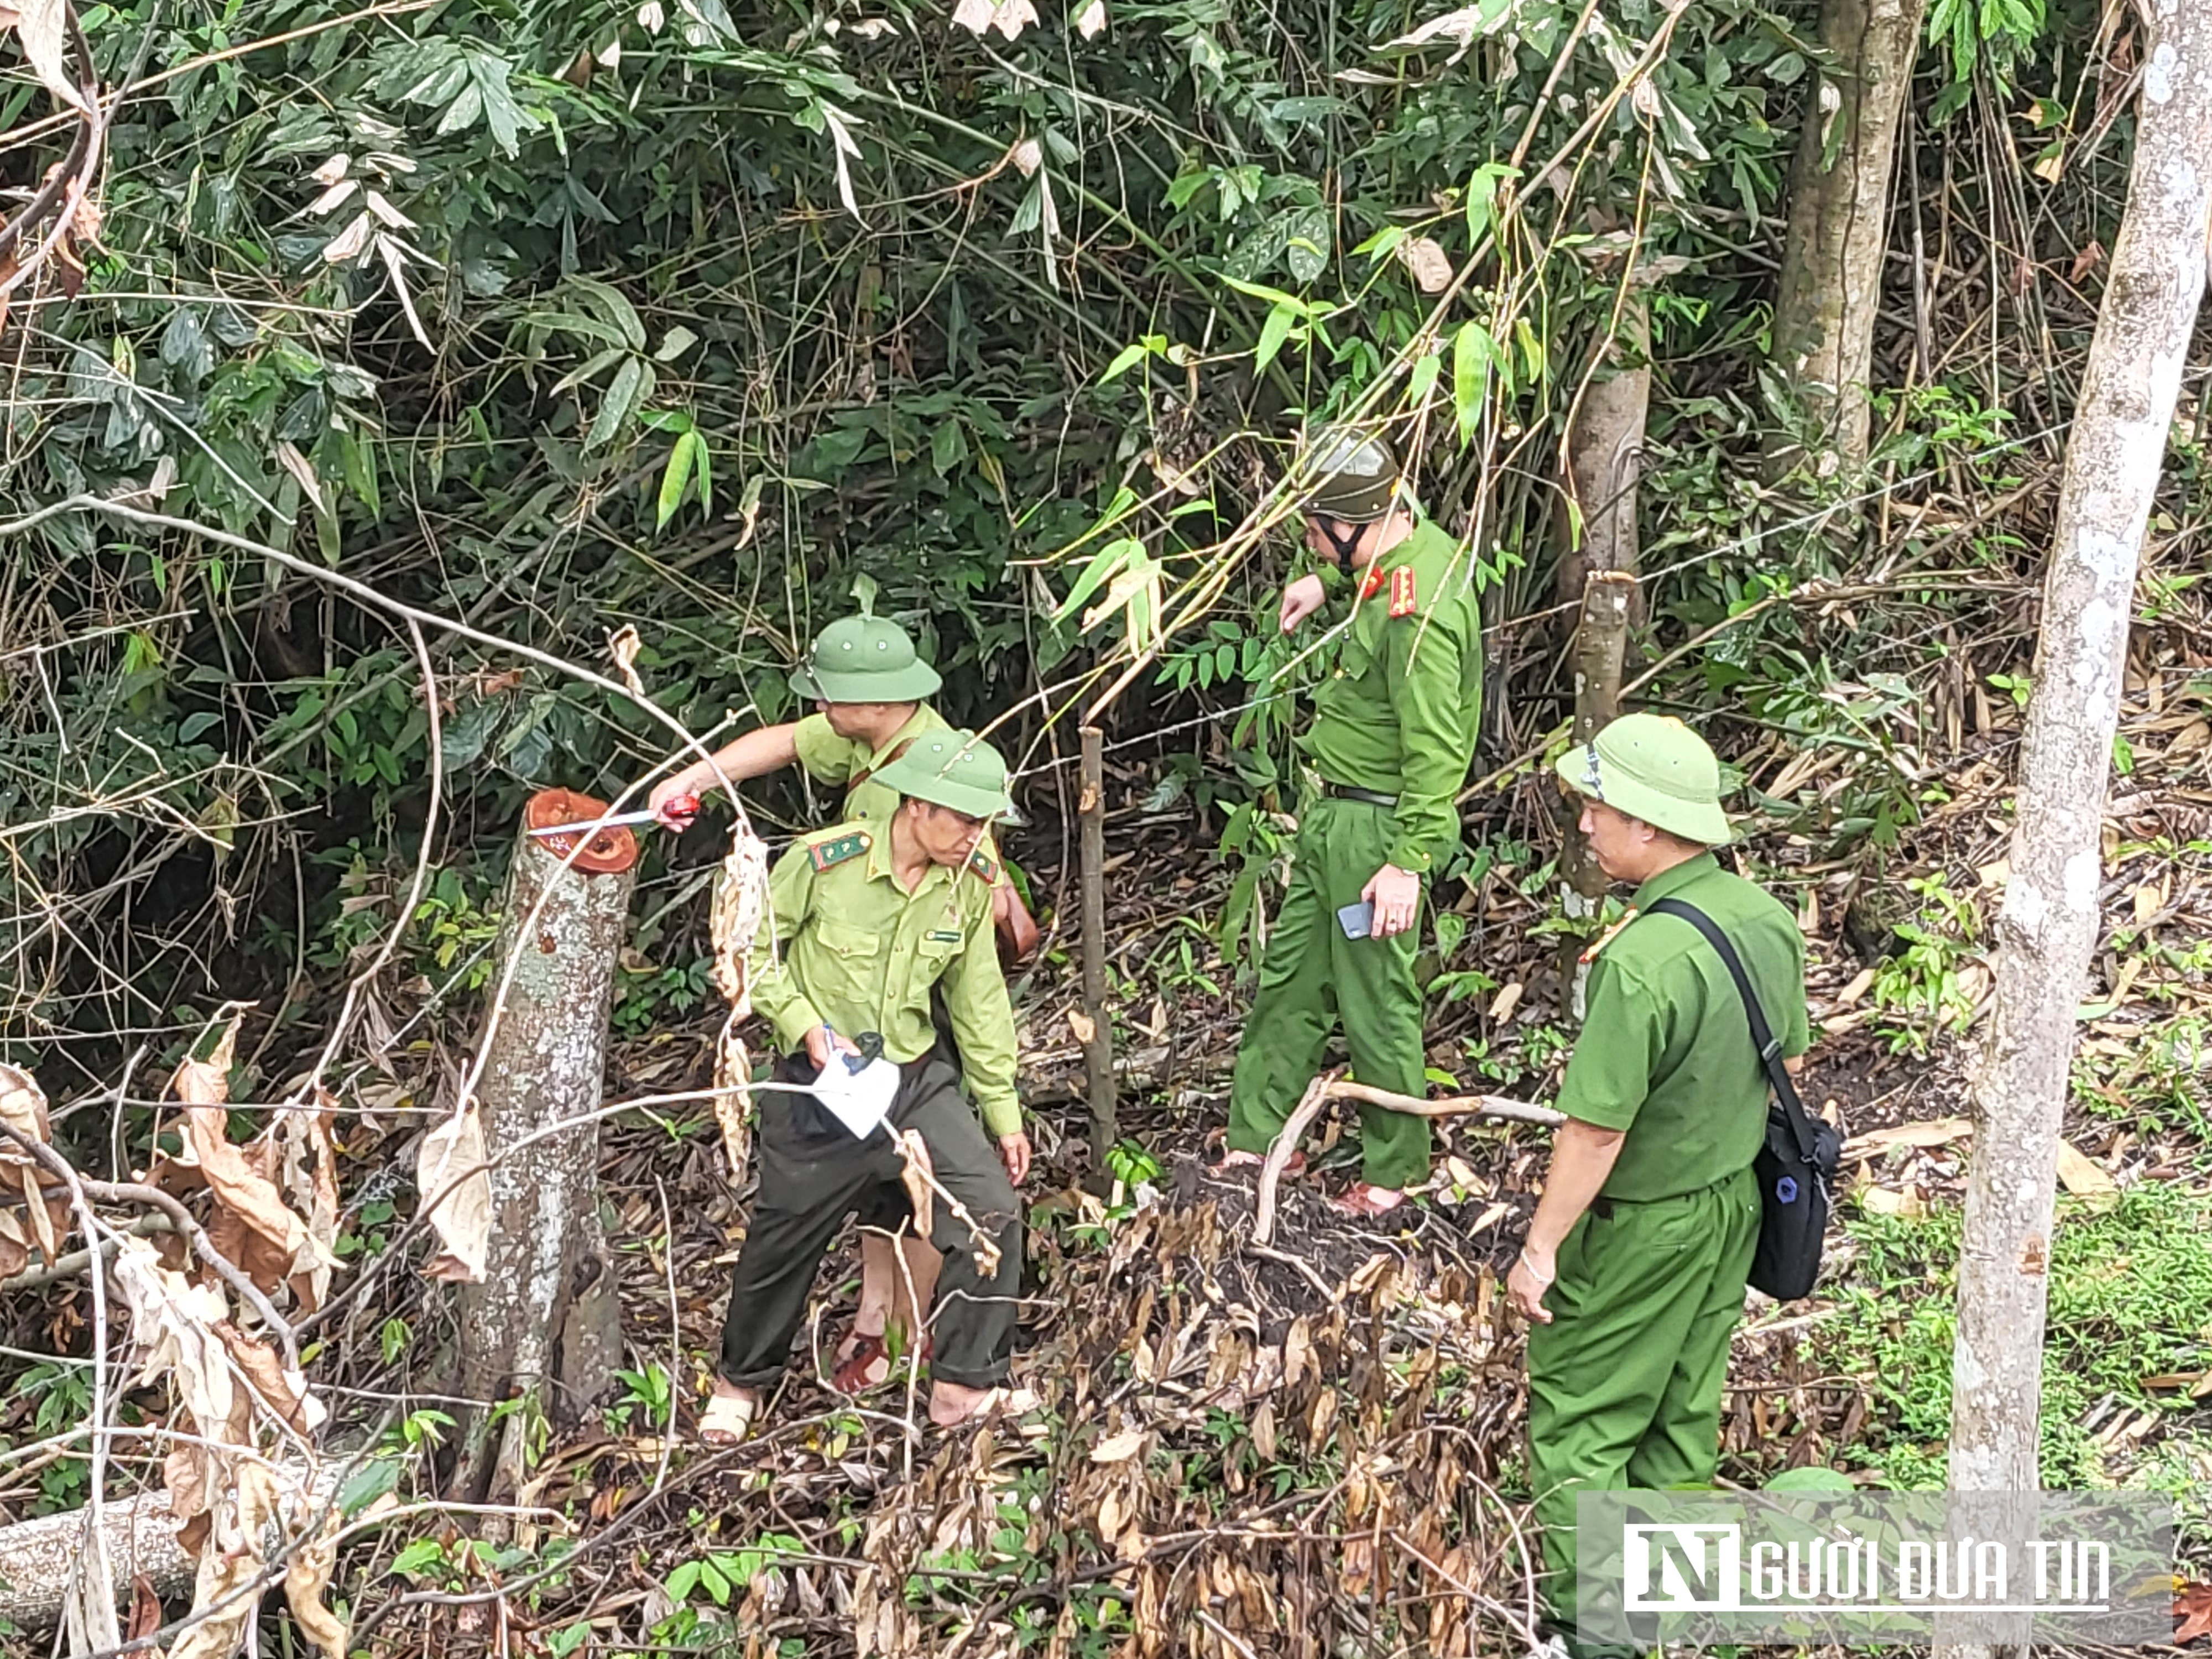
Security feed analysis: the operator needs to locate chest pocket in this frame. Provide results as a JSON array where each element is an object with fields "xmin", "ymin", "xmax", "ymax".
[
  {"xmin": 812, "ymin": 917, "xmax": 884, "ymax": 963},
  {"xmin": 914, "ymin": 926, "xmax": 962, "ymax": 979}
]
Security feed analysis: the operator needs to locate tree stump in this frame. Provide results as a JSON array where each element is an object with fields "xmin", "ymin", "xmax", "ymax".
[{"xmin": 450, "ymin": 790, "xmax": 639, "ymax": 1505}]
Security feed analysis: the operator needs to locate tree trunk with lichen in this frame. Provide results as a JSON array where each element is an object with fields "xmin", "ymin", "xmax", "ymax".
[
  {"xmin": 450, "ymin": 791, "xmax": 638, "ymax": 1507},
  {"xmin": 1766, "ymin": 0, "xmax": 1927, "ymax": 474},
  {"xmin": 1938, "ymin": 10, "xmax": 2212, "ymax": 1658},
  {"xmin": 1557, "ymin": 297, "xmax": 1648, "ymax": 608}
]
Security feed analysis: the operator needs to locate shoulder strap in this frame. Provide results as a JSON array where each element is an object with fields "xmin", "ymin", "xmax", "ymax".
[
  {"xmin": 1646, "ymin": 897, "xmax": 1817, "ymax": 1162},
  {"xmin": 845, "ymin": 736, "xmax": 916, "ymax": 798}
]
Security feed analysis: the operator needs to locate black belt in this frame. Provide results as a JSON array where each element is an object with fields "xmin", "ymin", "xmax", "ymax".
[{"xmin": 1323, "ymin": 782, "xmax": 1400, "ymax": 808}]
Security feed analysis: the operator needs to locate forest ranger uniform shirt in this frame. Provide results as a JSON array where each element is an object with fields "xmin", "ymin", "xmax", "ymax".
[
  {"xmin": 1554, "ymin": 852, "xmax": 1811, "ymax": 1202},
  {"xmin": 1301, "ymin": 517, "xmax": 1486, "ymax": 874},
  {"xmin": 791, "ymin": 703, "xmax": 950, "ymax": 826},
  {"xmin": 747, "ymin": 823, "xmax": 1021, "ymax": 1138}
]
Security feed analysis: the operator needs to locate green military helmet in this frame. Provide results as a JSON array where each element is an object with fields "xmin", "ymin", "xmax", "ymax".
[
  {"xmin": 1554, "ymin": 711, "xmax": 1733, "ymax": 846},
  {"xmin": 875, "ymin": 729, "xmax": 1018, "ymax": 823},
  {"xmin": 1302, "ymin": 421, "xmax": 1403, "ymax": 524},
  {"xmin": 787, "ymin": 615, "xmax": 944, "ymax": 704}
]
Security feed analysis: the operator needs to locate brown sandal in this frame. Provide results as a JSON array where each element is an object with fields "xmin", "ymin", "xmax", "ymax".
[{"xmin": 832, "ymin": 1329, "xmax": 932, "ymax": 1394}]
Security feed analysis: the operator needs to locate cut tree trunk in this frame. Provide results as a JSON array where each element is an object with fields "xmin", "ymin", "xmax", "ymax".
[
  {"xmin": 1938, "ymin": 8, "xmax": 2212, "ymax": 1658},
  {"xmin": 1557, "ymin": 572, "xmax": 1634, "ymax": 1020},
  {"xmin": 450, "ymin": 790, "xmax": 640, "ymax": 1506},
  {"xmin": 1557, "ymin": 295, "xmax": 1648, "ymax": 608},
  {"xmin": 1767, "ymin": 0, "xmax": 1928, "ymax": 473}
]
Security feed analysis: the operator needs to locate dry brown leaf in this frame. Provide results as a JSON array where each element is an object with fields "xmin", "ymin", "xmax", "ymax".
[
  {"xmin": 1091, "ymin": 1427, "xmax": 1147, "ymax": 1463},
  {"xmin": 1394, "ymin": 234, "xmax": 1454, "ymax": 294},
  {"xmin": 897, "ymin": 1129, "xmax": 936, "ymax": 1241},
  {"xmin": 2176, "ymin": 1580, "xmax": 2212, "ymax": 1644},
  {"xmin": 1486, "ymin": 980, "xmax": 1523, "ymax": 1023},
  {"xmin": 1856, "ymin": 1183, "xmax": 1929, "ymax": 1219},
  {"xmin": 2068, "ymin": 240, "xmax": 2105, "ymax": 284},
  {"xmin": 175, "ymin": 1026, "xmax": 316, "ymax": 1298},
  {"xmin": 608, "ymin": 623, "xmax": 646, "ymax": 697},
  {"xmin": 416, "ymin": 1100, "xmax": 492, "ymax": 1282},
  {"xmin": 1069, "ymin": 1008, "xmax": 1096, "ymax": 1045},
  {"xmin": 0, "ymin": 1063, "xmax": 70, "ymax": 1274},
  {"xmin": 284, "ymin": 1506, "xmax": 348, "ymax": 1659},
  {"xmin": 216, "ymin": 1321, "xmax": 322, "ymax": 1438},
  {"xmin": 0, "ymin": 0, "xmax": 89, "ymax": 111},
  {"xmin": 2054, "ymin": 1141, "xmax": 2119, "ymax": 1208},
  {"xmin": 2169, "ymin": 717, "xmax": 2211, "ymax": 757},
  {"xmin": 1848, "ymin": 1117, "xmax": 1972, "ymax": 1154},
  {"xmin": 126, "ymin": 1575, "xmax": 162, "ymax": 1642},
  {"xmin": 170, "ymin": 1460, "xmax": 280, "ymax": 1659}
]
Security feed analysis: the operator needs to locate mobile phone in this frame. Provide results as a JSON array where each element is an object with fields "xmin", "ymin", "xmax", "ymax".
[{"xmin": 1337, "ymin": 900, "xmax": 1375, "ymax": 940}]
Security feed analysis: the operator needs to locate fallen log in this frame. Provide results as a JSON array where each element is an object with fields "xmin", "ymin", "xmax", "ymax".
[
  {"xmin": 0, "ymin": 1466, "xmax": 338, "ymax": 1629},
  {"xmin": 1252, "ymin": 1074, "xmax": 1563, "ymax": 1246}
]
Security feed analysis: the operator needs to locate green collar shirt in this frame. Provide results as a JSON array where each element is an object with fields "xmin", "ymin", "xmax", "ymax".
[
  {"xmin": 748, "ymin": 823, "xmax": 1021, "ymax": 1137},
  {"xmin": 1554, "ymin": 852, "xmax": 1811, "ymax": 1202},
  {"xmin": 792, "ymin": 703, "xmax": 950, "ymax": 826},
  {"xmin": 1301, "ymin": 518, "xmax": 1485, "ymax": 874}
]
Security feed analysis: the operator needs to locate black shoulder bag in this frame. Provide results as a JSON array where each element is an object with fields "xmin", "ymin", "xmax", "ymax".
[{"xmin": 1647, "ymin": 899, "xmax": 1840, "ymax": 1301}]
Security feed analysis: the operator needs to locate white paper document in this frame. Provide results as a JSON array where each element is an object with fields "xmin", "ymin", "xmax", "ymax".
[{"xmin": 808, "ymin": 1053, "xmax": 900, "ymax": 1140}]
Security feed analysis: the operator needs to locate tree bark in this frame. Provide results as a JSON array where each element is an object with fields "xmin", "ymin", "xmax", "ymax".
[
  {"xmin": 1557, "ymin": 572, "xmax": 1634, "ymax": 1020},
  {"xmin": 1557, "ymin": 296, "xmax": 1648, "ymax": 607},
  {"xmin": 1767, "ymin": 0, "xmax": 1928, "ymax": 473},
  {"xmin": 450, "ymin": 790, "xmax": 639, "ymax": 1506},
  {"xmin": 1939, "ymin": 10, "xmax": 2212, "ymax": 1658}
]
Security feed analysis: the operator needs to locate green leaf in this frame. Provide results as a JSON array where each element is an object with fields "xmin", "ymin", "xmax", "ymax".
[
  {"xmin": 338, "ymin": 1457, "xmax": 402, "ymax": 1519},
  {"xmin": 666, "ymin": 1561, "xmax": 701, "ymax": 1600},
  {"xmin": 1100, "ymin": 341, "xmax": 1151, "ymax": 382},
  {"xmin": 656, "ymin": 432, "xmax": 698, "ymax": 529},
  {"xmin": 1254, "ymin": 303, "xmax": 1296, "ymax": 375},
  {"xmin": 1452, "ymin": 321, "xmax": 1493, "ymax": 444},
  {"xmin": 1223, "ymin": 204, "xmax": 1331, "ymax": 285},
  {"xmin": 930, "ymin": 419, "xmax": 969, "ymax": 477},
  {"xmin": 177, "ymin": 710, "xmax": 223, "ymax": 743},
  {"xmin": 391, "ymin": 1539, "xmax": 445, "ymax": 1578},
  {"xmin": 566, "ymin": 275, "xmax": 647, "ymax": 352},
  {"xmin": 1408, "ymin": 349, "xmax": 1442, "ymax": 407},
  {"xmin": 1761, "ymin": 1465, "xmax": 1856, "ymax": 1494},
  {"xmin": 1053, "ymin": 537, "xmax": 1142, "ymax": 623},
  {"xmin": 587, "ymin": 358, "xmax": 646, "ymax": 452},
  {"xmin": 693, "ymin": 436, "xmax": 713, "ymax": 518}
]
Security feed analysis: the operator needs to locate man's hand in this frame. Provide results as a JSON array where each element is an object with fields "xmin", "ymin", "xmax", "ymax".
[
  {"xmin": 1508, "ymin": 1243, "xmax": 1556, "ymax": 1323},
  {"xmin": 1279, "ymin": 575, "xmax": 1327, "ymax": 634},
  {"xmin": 650, "ymin": 775, "xmax": 702, "ymax": 829},
  {"xmin": 1360, "ymin": 863, "xmax": 1422, "ymax": 939},
  {"xmin": 997, "ymin": 1131, "xmax": 1032, "ymax": 1187},
  {"xmin": 804, "ymin": 1024, "xmax": 861, "ymax": 1072}
]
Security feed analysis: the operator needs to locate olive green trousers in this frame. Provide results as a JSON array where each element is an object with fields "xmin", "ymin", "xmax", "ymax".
[
  {"xmin": 1526, "ymin": 1164, "xmax": 1761, "ymax": 1653},
  {"xmin": 1224, "ymin": 797, "xmax": 1432, "ymax": 1191}
]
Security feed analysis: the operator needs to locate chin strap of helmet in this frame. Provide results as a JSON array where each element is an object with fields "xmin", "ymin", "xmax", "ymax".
[{"xmin": 1315, "ymin": 515, "xmax": 1365, "ymax": 573}]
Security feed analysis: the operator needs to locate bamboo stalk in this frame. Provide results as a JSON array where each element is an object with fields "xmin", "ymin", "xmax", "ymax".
[{"xmin": 1078, "ymin": 727, "xmax": 1117, "ymax": 1185}]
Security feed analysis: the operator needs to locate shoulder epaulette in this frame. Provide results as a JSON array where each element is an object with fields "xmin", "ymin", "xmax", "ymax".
[
  {"xmin": 1387, "ymin": 564, "xmax": 1419, "ymax": 619},
  {"xmin": 967, "ymin": 846, "xmax": 1000, "ymax": 884},
  {"xmin": 807, "ymin": 830, "xmax": 871, "ymax": 872}
]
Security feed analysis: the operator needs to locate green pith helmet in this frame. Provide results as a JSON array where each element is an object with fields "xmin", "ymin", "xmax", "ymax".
[
  {"xmin": 1553, "ymin": 712, "xmax": 1733, "ymax": 846},
  {"xmin": 787, "ymin": 615, "xmax": 943, "ymax": 703},
  {"xmin": 1301, "ymin": 422, "xmax": 1403, "ymax": 524},
  {"xmin": 875, "ymin": 729, "xmax": 1016, "ymax": 822}
]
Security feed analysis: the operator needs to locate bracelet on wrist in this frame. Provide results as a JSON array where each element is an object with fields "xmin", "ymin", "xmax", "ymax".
[{"xmin": 1518, "ymin": 1248, "xmax": 1554, "ymax": 1285}]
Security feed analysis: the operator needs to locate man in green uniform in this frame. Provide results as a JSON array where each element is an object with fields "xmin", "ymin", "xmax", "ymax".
[
  {"xmin": 1506, "ymin": 713, "xmax": 1809, "ymax": 1655},
  {"xmin": 701, "ymin": 733, "xmax": 1031, "ymax": 1442},
  {"xmin": 1217, "ymin": 425, "xmax": 1485, "ymax": 1216},
  {"xmin": 650, "ymin": 614, "xmax": 1036, "ymax": 1389}
]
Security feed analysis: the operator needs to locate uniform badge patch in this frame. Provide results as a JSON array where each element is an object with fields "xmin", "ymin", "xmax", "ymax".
[
  {"xmin": 1388, "ymin": 565, "xmax": 1418, "ymax": 618},
  {"xmin": 927, "ymin": 929, "xmax": 963, "ymax": 943},
  {"xmin": 967, "ymin": 847, "xmax": 1000, "ymax": 883},
  {"xmin": 808, "ymin": 831, "xmax": 870, "ymax": 872}
]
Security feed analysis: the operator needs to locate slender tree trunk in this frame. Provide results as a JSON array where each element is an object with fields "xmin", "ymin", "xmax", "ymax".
[
  {"xmin": 1767, "ymin": 0, "xmax": 1928, "ymax": 473},
  {"xmin": 1939, "ymin": 11, "xmax": 2212, "ymax": 1659},
  {"xmin": 451, "ymin": 791, "xmax": 639, "ymax": 1506},
  {"xmin": 1078, "ymin": 726, "xmax": 1117, "ymax": 1188},
  {"xmin": 1557, "ymin": 296, "xmax": 1648, "ymax": 608},
  {"xmin": 1556, "ymin": 572, "xmax": 1633, "ymax": 1019}
]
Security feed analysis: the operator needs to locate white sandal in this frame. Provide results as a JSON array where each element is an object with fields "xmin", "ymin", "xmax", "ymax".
[{"xmin": 698, "ymin": 1385, "xmax": 760, "ymax": 1447}]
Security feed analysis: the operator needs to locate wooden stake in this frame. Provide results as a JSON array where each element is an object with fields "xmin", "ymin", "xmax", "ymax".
[
  {"xmin": 1558, "ymin": 570, "xmax": 1634, "ymax": 1020},
  {"xmin": 1078, "ymin": 727, "xmax": 1117, "ymax": 1184}
]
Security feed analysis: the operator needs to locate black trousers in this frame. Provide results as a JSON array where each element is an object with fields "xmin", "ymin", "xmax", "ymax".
[{"xmin": 718, "ymin": 1057, "xmax": 1022, "ymax": 1390}]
